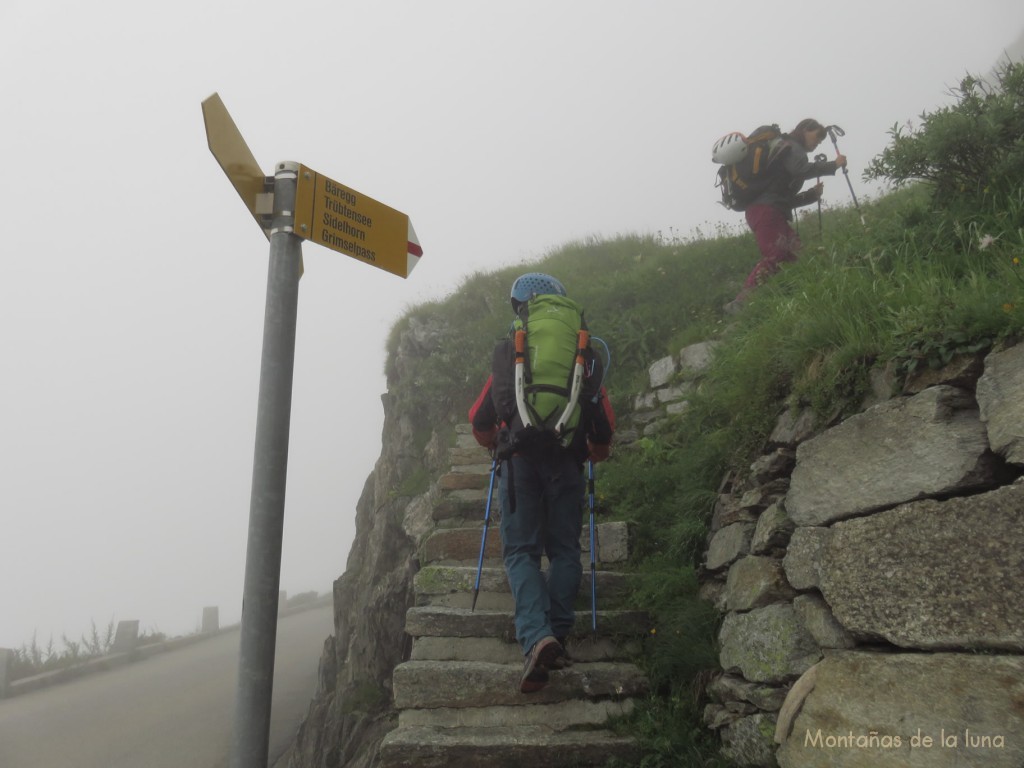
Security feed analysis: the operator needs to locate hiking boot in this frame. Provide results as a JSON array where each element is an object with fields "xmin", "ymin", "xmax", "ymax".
[
  {"xmin": 548, "ymin": 636, "xmax": 574, "ymax": 669},
  {"xmin": 723, "ymin": 298, "xmax": 744, "ymax": 316},
  {"xmin": 519, "ymin": 636, "xmax": 565, "ymax": 693}
]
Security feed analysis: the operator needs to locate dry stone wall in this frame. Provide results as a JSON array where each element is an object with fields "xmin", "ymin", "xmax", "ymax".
[
  {"xmin": 691, "ymin": 343, "xmax": 1024, "ymax": 768},
  {"xmin": 631, "ymin": 341, "xmax": 1024, "ymax": 767},
  {"xmin": 620, "ymin": 340, "xmax": 719, "ymax": 444}
]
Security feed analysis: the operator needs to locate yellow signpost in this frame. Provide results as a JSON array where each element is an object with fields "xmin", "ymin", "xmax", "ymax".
[
  {"xmin": 200, "ymin": 92, "xmax": 422, "ymax": 768},
  {"xmin": 293, "ymin": 164, "xmax": 422, "ymax": 278}
]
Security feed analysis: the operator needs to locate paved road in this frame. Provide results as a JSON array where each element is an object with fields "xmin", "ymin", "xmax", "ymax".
[{"xmin": 0, "ymin": 604, "xmax": 333, "ymax": 768}]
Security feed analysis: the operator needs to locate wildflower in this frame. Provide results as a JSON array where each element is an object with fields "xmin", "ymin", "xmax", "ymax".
[
  {"xmin": 978, "ymin": 234, "xmax": 998, "ymax": 250},
  {"xmin": 1014, "ymin": 257, "xmax": 1021, "ymax": 266},
  {"xmin": 1003, "ymin": 303, "xmax": 1015, "ymax": 313},
  {"xmin": 650, "ymin": 628, "xmax": 657, "ymax": 635}
]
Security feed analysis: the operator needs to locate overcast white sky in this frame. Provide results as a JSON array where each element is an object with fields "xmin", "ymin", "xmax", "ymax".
[{"xmin": 2, "ymin": 1, "xmax": 1022, "ymax": 651}]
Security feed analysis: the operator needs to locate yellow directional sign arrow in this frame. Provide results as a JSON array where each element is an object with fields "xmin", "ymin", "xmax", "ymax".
[
  {"xmin": 293, "ymin": 165, "xmax": 422, "ymax": 278},
  {"xmin": 201, "ymin": 93, "xmax": 270, "ymax": 239}
]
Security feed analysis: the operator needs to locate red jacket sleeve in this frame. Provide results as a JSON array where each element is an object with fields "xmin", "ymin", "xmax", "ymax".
[{"xmin": 468, "ymin": 375, "xmax": 499, "ymax": 449}]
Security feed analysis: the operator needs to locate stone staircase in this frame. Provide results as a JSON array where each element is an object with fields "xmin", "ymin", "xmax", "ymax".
[{"xmin": 378, "ymin": 425, "xmax": 650, "ymax": 768}]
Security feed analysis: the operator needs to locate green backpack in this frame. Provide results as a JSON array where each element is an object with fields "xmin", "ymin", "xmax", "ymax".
[{"xmin": 491, "ymin": 293, "xmax": 597, "ymax": 447}]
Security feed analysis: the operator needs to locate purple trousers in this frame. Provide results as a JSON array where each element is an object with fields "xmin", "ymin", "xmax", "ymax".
[{"xmin": 742, "ymin": 204, "xmax": 802, "ymax": 291}]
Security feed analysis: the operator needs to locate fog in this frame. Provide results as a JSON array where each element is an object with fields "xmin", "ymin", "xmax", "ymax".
[{"xmin": 2, "ymin": 0, "xmax": 1022, "ymax": 651}]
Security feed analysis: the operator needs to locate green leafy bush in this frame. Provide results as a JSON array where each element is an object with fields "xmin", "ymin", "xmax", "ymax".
[{"xmin": 864, "ymin": 60, "xmax": 1024, "ymax": 217}]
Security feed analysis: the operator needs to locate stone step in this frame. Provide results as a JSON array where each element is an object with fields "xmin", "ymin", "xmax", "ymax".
[
  {"xmin": 413, "ymin": 566, "xmax": 633, "ymax": 611},
  {"xmin": 378, "ymin": 725, "xmax": 639, "ymax": 768},
  {"xmin": 449, "ymin": 445, "xmax": 493, "ymax": 467},
  {"xmin": 404, "ymin": 606, "xmax": 649, "ymax": 642},
  {"xmin": 392, "ymin": 660, "xmax": 649, "ymax": 710},
  {"xmin": 397, "ymin": 698, "xmax": 635, "ymax": 731},
  {"xmin": 421, "ymin": 521, "xmax": 631, "ymax": 566},
  {"xmin": 453, "ymin": 422, "xmax": 480, "ymax": 443},
  {"xmin": 411, "ymin": 635, "xmax": 644, "ymax": 665},
  {"xmin": 428, "ymin": 590, "xmax": 516, "ymax": 612},
  {"xmin": 433, "ymin": 487, "xmax": 493, "ymax": 523},
  {"xmin": 440, "ymin": 472, "xmax": 493, "ymax": 491}
]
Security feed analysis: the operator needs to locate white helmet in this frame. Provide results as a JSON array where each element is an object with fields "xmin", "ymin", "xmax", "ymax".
[{"xmin": 711, "ymin": 132, "xmax": 748, "ymax": 165}]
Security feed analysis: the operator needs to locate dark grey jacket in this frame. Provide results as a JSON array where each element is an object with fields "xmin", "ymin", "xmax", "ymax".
[{"xmin": 749, "ymin": 136, "xmax": 839, "ymax": 214}]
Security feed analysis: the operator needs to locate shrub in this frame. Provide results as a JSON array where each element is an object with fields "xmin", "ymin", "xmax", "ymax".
[{"xmin": 864, "ymin": 60, "xmax": 1024, "ymax": 218}]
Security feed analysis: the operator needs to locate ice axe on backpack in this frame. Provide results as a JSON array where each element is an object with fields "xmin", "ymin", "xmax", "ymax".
[
  {"xmin": 824, "ymin": 124, "xmax": 866, "ymax": 227},
  {"xmin": 471, "ymin": 455, "xmax": 499, "ymax": 613}
]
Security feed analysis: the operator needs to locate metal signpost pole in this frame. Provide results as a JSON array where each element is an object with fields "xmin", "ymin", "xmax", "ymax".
[
  {"xmin": 203, "ymin": 92, "xmax": 421, "ymax": 767},
  {"xmin": 230, "ymin": 161, "xmax": 303, "ymax": 768}
]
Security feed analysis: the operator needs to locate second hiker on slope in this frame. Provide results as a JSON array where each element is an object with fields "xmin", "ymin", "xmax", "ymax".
[{"xmin": 727, "ymin": 118, "xmax": 847, "ymax": 312}]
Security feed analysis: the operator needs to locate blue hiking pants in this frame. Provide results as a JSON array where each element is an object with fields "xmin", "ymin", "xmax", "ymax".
[{"xmin": 498, "ymin": 451, "xmax": 585, "ymax": 656}]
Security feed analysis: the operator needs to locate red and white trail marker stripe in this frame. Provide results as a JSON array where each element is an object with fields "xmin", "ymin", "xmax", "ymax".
[{"xmin": 407, "ymin": 221, "xmax": 423, "ymax": 277}]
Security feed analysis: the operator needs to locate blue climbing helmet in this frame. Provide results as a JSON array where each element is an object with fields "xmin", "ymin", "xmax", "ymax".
[{"xmin": 510, "ymin": 272, "xmax": 567, "ymax": 314}]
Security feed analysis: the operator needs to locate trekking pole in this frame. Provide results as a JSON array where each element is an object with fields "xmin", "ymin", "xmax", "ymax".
[
  {"xmin": 584, "ymin": 338, "xmax": 609, "ymax": 635},
  {"xmin": 587, "ymin": 459, "xmax": 597, "ymax": 634},
  {"xmin": 471, "ymin": 455, "xmax": 499, "ymax": 613},
  {"xmin": 825, "ymin": 124, "xmax": 866, "ymax": 227},
  {"xmin": 813, "ymin": 153, "xmax": 827, "ymax": 236}
]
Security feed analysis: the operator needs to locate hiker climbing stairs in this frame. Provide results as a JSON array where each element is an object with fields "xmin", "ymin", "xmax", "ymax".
[{"xmin": 378, "ymin": 425, "xmax": 650, "ymax": 768}]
